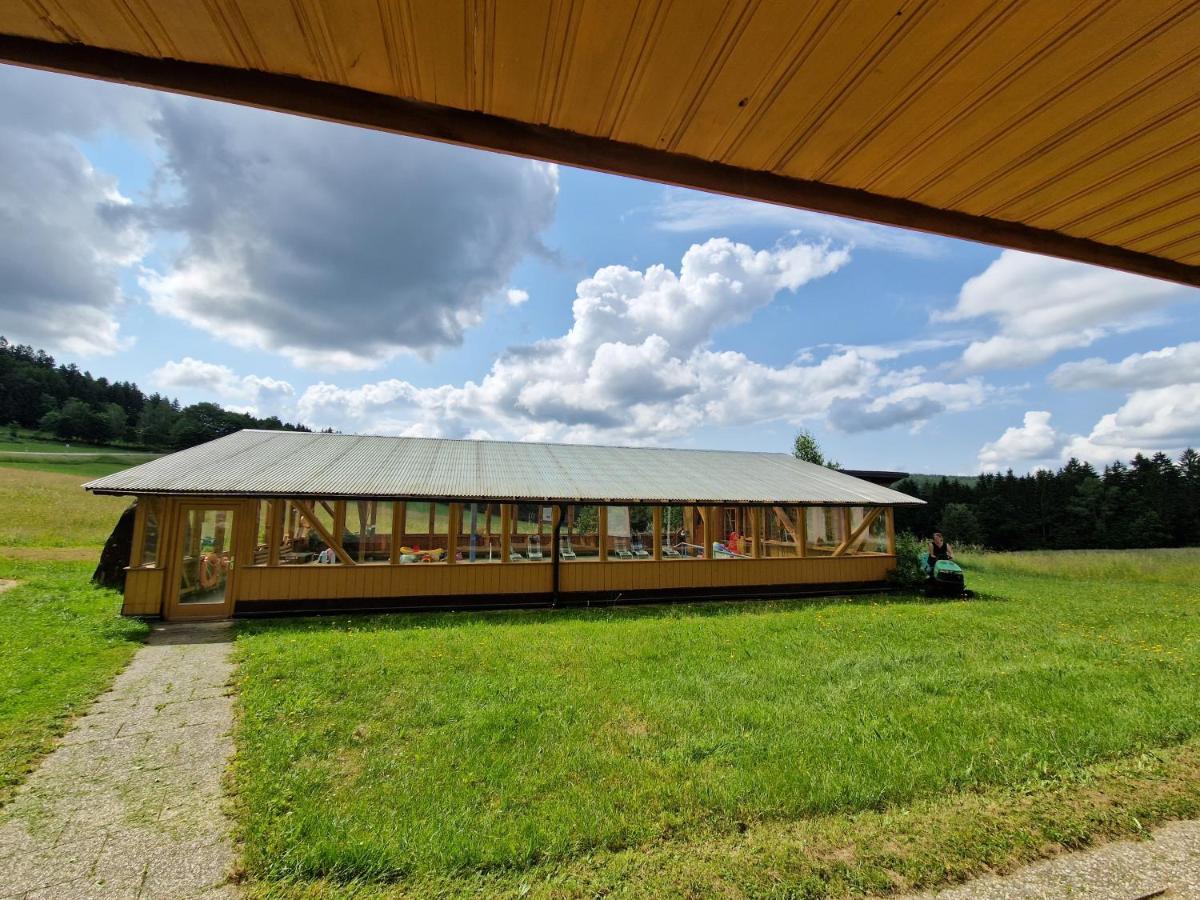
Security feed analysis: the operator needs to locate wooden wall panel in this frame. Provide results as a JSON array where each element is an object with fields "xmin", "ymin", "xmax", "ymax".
[{"xmin": 122, "ymin": 569, "xmax": 165, "ymax": 616}]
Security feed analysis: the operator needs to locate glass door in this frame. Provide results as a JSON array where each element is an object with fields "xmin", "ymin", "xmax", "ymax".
[{"xmin": 167, "ymin": 505, "xmax": 238, "ymax": 619}]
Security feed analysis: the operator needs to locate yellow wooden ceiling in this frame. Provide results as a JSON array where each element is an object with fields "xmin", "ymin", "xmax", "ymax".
[{"xmin": 2, "ymin": 0, "xmax": 1198, "ymax": 284}]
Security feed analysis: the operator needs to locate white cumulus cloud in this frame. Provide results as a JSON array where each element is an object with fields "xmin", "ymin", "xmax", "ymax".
[
  {"xmin": 978, "ymin": 411, "xmax": 1063, "ymax": 472},
  {"xmin": 942, "ymin": 251, "xmax": 1192, "ymax": 371},
  {"xmin": 152, "ymin": 357, "xmax": 294, "ymax": 416}
]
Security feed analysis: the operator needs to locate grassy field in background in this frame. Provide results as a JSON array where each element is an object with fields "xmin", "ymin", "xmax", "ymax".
[
  {"xmin": 234, "ymin": 550, "xmax": 1200, "ymax": 897},
  {"xmin": 0, "ymin": 466, "xmax": 130, "ymax": 549},
  {"xmin": 0, "ymin": 430, "xmax": 150, "ymax": 454}
]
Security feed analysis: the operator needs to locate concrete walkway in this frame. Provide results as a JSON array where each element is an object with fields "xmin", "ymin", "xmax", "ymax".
[
  {"xmin": 912, "ymin": 818, "xmax": 1200, "ymax": 899},
  {"xmin": 0, "ymin": 621, "xmax": 238, "ymax": 899}
]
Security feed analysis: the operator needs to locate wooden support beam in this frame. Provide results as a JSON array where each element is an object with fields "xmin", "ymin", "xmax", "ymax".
[
  {"xmin": 886, "ymin": 507, "xmax": 896, "ymax": 555},
  {"xmin": 427, "ymin": 501, "xmax": 435, "ymax": 547},
  {"xmin": 333, "ymin": 501, "xmax": 347, "ymax": 552},
  {"xmin": 699, "ymin": 506, "xmax": 714, "ymax": 559},
  {"xmin": 796, "ymin": 506, "xmax": 807, "ymax": 558},
  {"xmin": 292, "ymin": 500, "xmax": 355, "ymax": 565},
  {"xmin": 446, "ymin": 503, "xmax": 460, "ymax": 564},
  {"xmin": 266, "ymin": 499, "xmax": 283, "ymax": 566},
  {"xmin": 501, "ymin": 504, "xmax": 512, "ymax": 563},
  {"xmin": 749, "ymin": 506, "xmax": 760, "ymax": 559},
  {"xmin": 355, "ymin": 500, "xmax": 368, "ymax": 562},
  {"xmin": 130, "ymin": 499, "xmax": 148, "ymax": 568},
  {"xmin": 833, "ymin": 508, "xmax": 883, "ymax": 557},
  {"xmin": 390, "ymin": 501, "xmax": 405, "ymax": 564},
  {"xmin": 598, "ymin": 506, "xmax": 608, "ymax": 561},
  {"xmin": 652, "ymin": 506, "xmax": 663, "ymax": 561}
]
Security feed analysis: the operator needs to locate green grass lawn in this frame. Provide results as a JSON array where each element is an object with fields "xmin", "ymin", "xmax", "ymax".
[
  {"xmin": 0, "ymin": 463, "xmax": 148, "ymax": 803},
  {"xmin": 233, "ymin": 549, "xmax": 1200, "ymax": 897},
  {"xmin": 0, "ymin": 556, "xmax": 148, "ymax": 804}
]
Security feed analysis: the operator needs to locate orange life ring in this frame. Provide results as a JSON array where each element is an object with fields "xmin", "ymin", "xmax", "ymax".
[{"xmin": 198, "ymin": 553, "xmax": 222, "ymax": 589}]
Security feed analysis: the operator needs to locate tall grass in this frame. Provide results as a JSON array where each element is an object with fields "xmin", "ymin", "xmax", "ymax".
[{"xmin": 964, "ymin": 547, "xmax": 1200, "ymax": 584}]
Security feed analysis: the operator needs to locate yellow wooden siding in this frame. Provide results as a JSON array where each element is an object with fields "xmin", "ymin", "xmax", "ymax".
[
  {"xmin": 233, "ymin": 555, "xmax": 891, "ymax": 603},
  {"xmin": 122, "ymin": 568, "xmax": 165, "ymax": 616}
]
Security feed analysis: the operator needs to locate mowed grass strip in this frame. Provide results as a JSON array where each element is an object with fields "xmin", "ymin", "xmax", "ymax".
[
  {"xmin": 0, "ymin": 557, "xmax": 148, "ymax": 803},
  {"xmin": 233, "ymin": 556, "xmax": 1200, "ymax": 892}
]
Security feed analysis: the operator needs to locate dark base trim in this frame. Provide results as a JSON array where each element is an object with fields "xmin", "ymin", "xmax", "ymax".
[{"xmin": 233, "ymin": 581, "xmax": 893, "ymax": 617}]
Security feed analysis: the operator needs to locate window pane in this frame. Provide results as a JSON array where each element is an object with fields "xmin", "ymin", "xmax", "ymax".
[
  {"xmin": 457, "ymin": 503, "xmax": 502, "ymax": 563},
  {"xmin": 764, "ymin": 506, "xmax": 803, "ymax": 558},
  {"xmin": 510, "ymin": 503, "xmax": 549, "ymax": 562},
  {"xmin": 806, "ymin": 507, "xmax": 846, "ymax": 555},
  {"xmin": 137, "ymin": 499, "xmax": 161, "ymax": 567}
]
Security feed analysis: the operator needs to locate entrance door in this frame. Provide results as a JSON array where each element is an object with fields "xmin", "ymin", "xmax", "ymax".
[{"xmin": 167, "ymin": 505, "xmax": 239, "ymax": 620}]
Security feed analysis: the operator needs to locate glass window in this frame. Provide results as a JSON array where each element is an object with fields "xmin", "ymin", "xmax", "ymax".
[
  {"xmin": 806, "ymin": 507, "xmax": 846, "ymax": 555},
  {"xmin": 764, "ymin": 506, "xmax": 803, "ymax": 558},
  {"xmin": 508, "ymin": 503, "xmax": 550, "ymax": 562},
  {"xmin": 657, "ymin": 505, "xmax": 687, "ymax": 559},
  {"xmin": 565, "ymin": 505, "xmax": 602, "ymax": 560},
  {"xmin": 177, "ymin": 507, "xmax": 236, "ymax": 604},
  {"xmin": 715, "ymin": 505, "xmax": 752, "ymax": 558},
  {"xmin": 845, "ymin": 507, "xmax": 890, "ymax": 555},
  {"xmin": 456, "ymin": 503, "xmax": 502, "ymax": 563},
  {"xmin": 396, "ymin": 501, "xmax": 448, "ymax": 563},
  {"xmin": 135, "ymin": 498, "xmax": 162, "ymax": 568}
]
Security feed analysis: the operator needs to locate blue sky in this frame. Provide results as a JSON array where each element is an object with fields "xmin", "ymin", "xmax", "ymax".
[{"xmin": 2, "ymin": 64, "xmax": 1198, "ymax": 475}]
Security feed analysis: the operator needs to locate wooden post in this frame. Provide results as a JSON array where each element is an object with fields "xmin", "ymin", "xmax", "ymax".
[
  {"xmin": 130, "ymin": 500, "xmax": 148, "ymax": 568},
  {"xmin": 749, "ymin": 506, "xmax": 760, "ymax": 559},
  {"xmin": 267, "ymin": 499, "xmax": 283, "ymax": 565},
  {"xmin": 841, "ymin": 507, "xmax": 852, "ymax": 550},
  {"xmin": 796, "ymin": 506, "xmax": 807, "ymax": 558},
  {"xmin": 287, "ymin": 502, "xmax": 297, "ymax": 540},
  {"xmin": 446, "ymin": 503, "xmax": 459, "ymax": 564},
  {"xmin": 355, "ymin": 500, "xmax": 368, "ymax": 562},
  {"xmin": 598, "ymin": 506, "xmax": 608, "ymax": 560},
  {"xmin": 700, "ymin": 506, "xmax": 715, "ymax": 559},
  {"xmin": 501, "ymin": 504, "xmax": 512, "ymax": 562},
  {"xmin": 652, "ymin": 506, "xmax": 663, "ymax": 560},
  {"xmin": 427, "ymin": 501, "xmax": 435, "ymax": 548},
  {"xmin": 390, "ymin": 501, "xmax": 405, "ymax": 564},
  {"xmin": 886, "ymin": 507, "xmax": 896, "ymax": 555}
]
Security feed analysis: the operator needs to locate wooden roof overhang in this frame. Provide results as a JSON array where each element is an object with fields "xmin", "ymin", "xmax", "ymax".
[{"xmin": 2, "ymin": 1, "xmax": 1198, "ymax": 286}]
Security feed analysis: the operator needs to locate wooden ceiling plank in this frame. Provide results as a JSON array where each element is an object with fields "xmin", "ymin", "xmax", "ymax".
[{"xmin": 1, "ymin": 32, "xmax": 1196, "ymax": 286}]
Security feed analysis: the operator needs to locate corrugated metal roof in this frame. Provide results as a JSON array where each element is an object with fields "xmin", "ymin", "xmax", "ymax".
[{"xmin": 84, "ymin": 430, "xmax": 924, "ymax": 507}]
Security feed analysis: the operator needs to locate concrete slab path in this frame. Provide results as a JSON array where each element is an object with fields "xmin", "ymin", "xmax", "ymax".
[
  {"xmin": 0, "ymin": 621, "xmax": 237, "ymax": 899},
  {"xmin": 911, "ymin": 818, "xmax": 1200, "ymax": 899}
]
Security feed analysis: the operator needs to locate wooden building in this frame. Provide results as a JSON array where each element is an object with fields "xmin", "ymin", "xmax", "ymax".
[{"xmin": 85, "ymin": 430, "xmax": 922, "ymax": 620}]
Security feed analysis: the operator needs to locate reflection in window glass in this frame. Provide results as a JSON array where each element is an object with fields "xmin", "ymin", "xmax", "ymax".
[
  {"xmin": 457, "ymin": 503, "xmax": 501, "ymax": 563},
  {"xmin": 137, "ymin": 499, "xmax": 161, "ymax": 568},
  {"xmin": 846, "ymin": 507, "xmax": 890, "ymax": 555},
  {"xmin": 563, "ymin": 505, "xmax": 598, "ymax": 561},
  {"xmin": 806, "ymin": 507, "xmax": 846, "ymax": 555},
  {"xmin": 764, "ymin": 506, "xmax": 803, "ymax": 558}
]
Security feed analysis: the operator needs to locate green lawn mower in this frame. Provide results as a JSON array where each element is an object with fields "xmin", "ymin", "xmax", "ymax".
[{"xmin": 922, "ymin": 555, "xmax": 974, "ymax": 598}]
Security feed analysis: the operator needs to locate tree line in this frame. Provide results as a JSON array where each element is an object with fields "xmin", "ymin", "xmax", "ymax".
[
  {"xmin": 0, "ymin": 337, "xmax": 317, "ymax": 450},
  {"xmin": 893, "ymin": 452, "xmax": 1200, "ymax": 550}
]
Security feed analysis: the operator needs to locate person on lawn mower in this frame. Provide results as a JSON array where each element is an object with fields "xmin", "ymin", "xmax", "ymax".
[{"xmin": 928, "ymin": 532, "xmax": 953, "ymax": 573}]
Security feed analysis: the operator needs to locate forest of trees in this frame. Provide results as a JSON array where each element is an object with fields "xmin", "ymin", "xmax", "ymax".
[
  {"xmin": 893, "ymin": 452, "xmax": 1200, "ymax": 551},
  {"xmin": 0, "ymin": 337, "xmax": 315, "ymax": 450}
]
